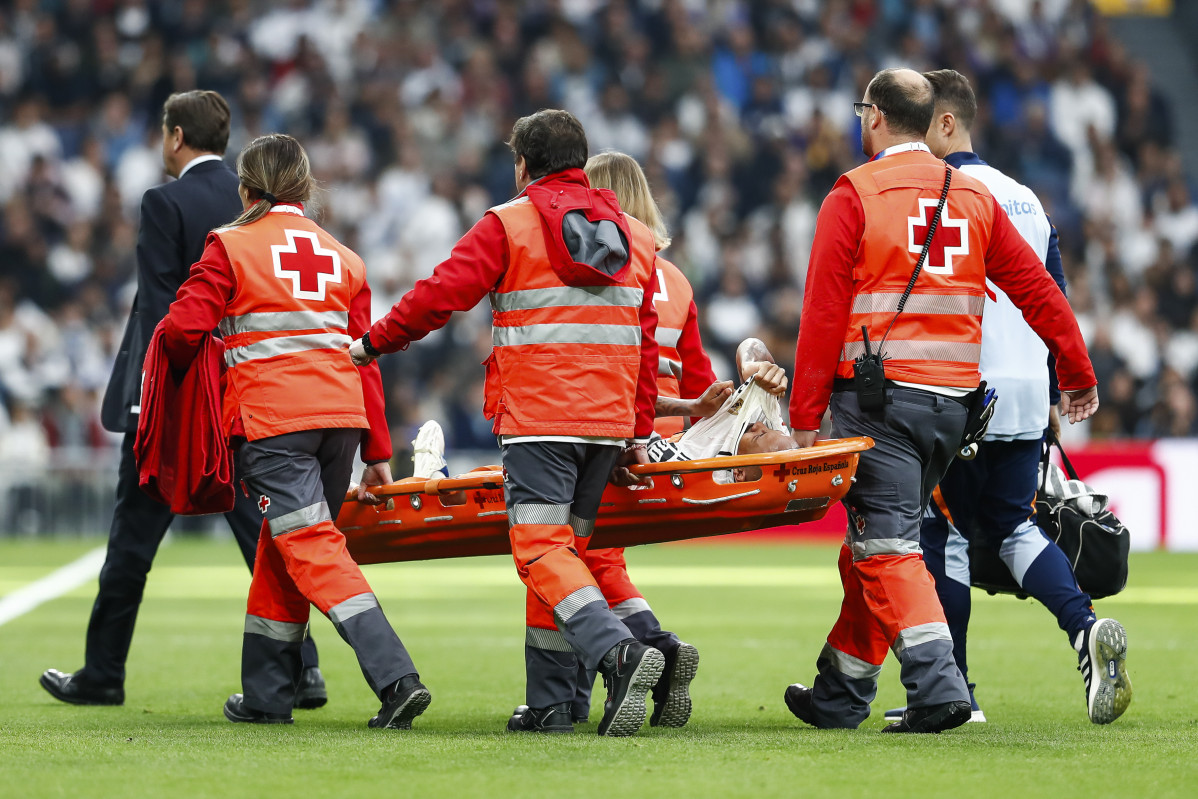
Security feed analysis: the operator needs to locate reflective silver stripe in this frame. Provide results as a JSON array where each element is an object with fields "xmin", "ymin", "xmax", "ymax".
[
  {"xmin": 221, "ymin": 310, "xmax": 348, "ymax": 336},
  {"xmin": 269, "ymin": 501, "xmax": 331, "ymax": 537},
  {"xmin": 656, "ymin": 326, "xmax": 682, "ymax": 348},
  {"xmin": 999, "ymin": 519, "xmax": 1048, "ymax": 584},
  {"xmin": 611, "ymin": 597, "xmax": 651, "ymax": 619},
  {"xmin": 244, "ymin": 615, "xmax": 307, "ymax": 642},
  {"xmin": 508, "ymin": 503, "xmax": 571, "ymax": 527},
  {"xmin": 569, "ymin": 514, "xmax": 595, "ymax": 539},
  {"xmin": 851, "ymin": 537, "xmax": 923, "ymax": 560},
  {"xmin": 554, "ymin": 585, "xmax": 605, "ymax": 622},
  {"xmin": 841, "ymin": 340, "xmax": 981, "ymax": 364},
  {"xmin": 525, "ymin": 626, "xmax": 573, "ymax": 652},
  {"xmin": 327, "ymin": 592, "xmax": 379, "ymax": 625},
  {"xmin": 492, "ymin": 324, "xmax": 640, "ymax": 348},
  {"xmin": 821, "ymin": 642, "xmax": 882, "ymax": 681},
  {"xmin": 659, "ymin": 356, "xmax": 682, "ymax": 377},
  {"xmin": 226, "ymin": 333, "xmax": 353, "ymax": 367},
  {"xmin": 944, "ymin": 523, "xmax": 971, "ymax": 588},
  {"xmin": 892, "ymin": 622, "xmax": 953, "ymax": 657},
  {"xmin": 851, "ymin": 293, "xmax": 984, "ymax": 316},
  {"xmin": 491, "ymin": 285, "xmax": 644, "ymax": 312}
]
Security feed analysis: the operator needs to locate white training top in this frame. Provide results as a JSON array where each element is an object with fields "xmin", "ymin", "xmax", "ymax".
[
  {"xmin": 957, "ymin": 158, "xmax": 1053, "ymax": 440},
  {"xmin": 646, "ymin": 377, "xmax": 788, "ymax": 463}
]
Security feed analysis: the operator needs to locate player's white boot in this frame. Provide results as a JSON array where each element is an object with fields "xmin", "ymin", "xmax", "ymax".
[{"xmin": 412, "ymin": 421, "xmax": 448, "ymax": 479}]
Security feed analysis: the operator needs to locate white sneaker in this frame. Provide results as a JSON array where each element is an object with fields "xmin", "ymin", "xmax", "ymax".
[
  {"xmin": 1076, "ymin": 618, "xmax": 1132, "ymax": 724},
  {"xmin": 412, "ymin": 421, "xmax": 448, "ymax": 479}
]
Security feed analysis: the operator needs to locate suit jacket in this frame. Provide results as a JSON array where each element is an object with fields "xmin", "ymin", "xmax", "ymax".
[{"xmin": 101, "ymin": 159, "xmax": 242, "ymax": 433}]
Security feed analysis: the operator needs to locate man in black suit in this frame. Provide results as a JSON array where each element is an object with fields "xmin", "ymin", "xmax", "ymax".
[{"xmin": 40, "ymin": 90, "xmax": 326, "ymax": 708}]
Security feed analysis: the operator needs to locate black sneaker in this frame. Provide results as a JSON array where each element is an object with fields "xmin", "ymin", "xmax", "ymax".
[
  {"xmin": 884, "ymin": 683, "xmax": 986, "ymax": 724},
  {"xmin": 650, "ymin": 642, "xmax": 699, "ymax": 727},
  {"xmin": 1077, "ymin": 618, "xmax": 1132, "ymax": 724},
  {"xmin": 368, "ymin": 674, "xmax": 431, "ymax": 730},
  {"xmin": 506, "ymin": 703, "xmax": 574, "ymax": 734},
  {"xmin": 294, "ymin": 666, "xmax": 328, "ymax": 710},
  {"xmin": 223, "ymin": 693, "xmax": 293, "ymax": 724},
  {"xmin": 784, "ymin": 683, "xmax": 819, "ymax": 727},
  {"xmin": 881, "ymin": 700, "xmax": 972, "ymax": 733},
  {"xmin": 596, "ymin": 640, "xmax": 665, "ymax": 737}
]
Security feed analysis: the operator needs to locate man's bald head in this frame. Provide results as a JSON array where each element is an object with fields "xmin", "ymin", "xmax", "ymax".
[{"xmin": 864, "ymin": 68, "xmax": 935, "ymax": 138}]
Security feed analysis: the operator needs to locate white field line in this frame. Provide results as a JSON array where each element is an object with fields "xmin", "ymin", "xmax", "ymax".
[{"xmin": 0, "ymin": 546, "xmax": 107, "ymax": 627}]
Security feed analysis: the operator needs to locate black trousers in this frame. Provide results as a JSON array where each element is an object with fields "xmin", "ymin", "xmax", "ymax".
[{"xmin": 78, "ymin": 432, "xmax": 318, "ymax": 687}]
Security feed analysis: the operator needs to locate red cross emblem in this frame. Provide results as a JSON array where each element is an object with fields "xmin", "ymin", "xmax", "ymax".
[
  {"xmin": 258, "ymin": 495, "xmax": 271, "ymax": 514},
  {"xmin": 272, "ymin": 229, "xmax": 342, "ymax": 300},
  {"xmin": 908, "ymin": 199, "xmax": 969, "ymax": 275}
]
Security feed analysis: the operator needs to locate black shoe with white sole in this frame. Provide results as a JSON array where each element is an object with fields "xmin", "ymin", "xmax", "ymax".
[
  {"xmin": 881, "ymin": 700, "xmax": 972, "ymax": 733},
  {"xmin": 884, "ymin": 682, "xmax": 986, "ymax": 724},
  {"xmin": 650, "ymin": 642, "xmax": 699, "ymax": 727},
  {"xmin": 1077, "ymin": 618, "xmax": 1132, "ymax": 724},
  {"xmin": 223, "ymin": 693, "xmax": 293, "ymax": 724},
  {"xmin": 368, "ymin": 674, "xmax": 431, "ymax": 730},
  {"xmin": 506, "ymin": 703, "xmax": 574, "ymax": 734},
  {"xmin": 597, "ymin": 640, "xmax": 665, "ymax": 737}
]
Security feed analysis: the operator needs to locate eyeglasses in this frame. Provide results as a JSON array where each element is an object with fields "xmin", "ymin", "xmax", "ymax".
[{"xmin": 854, "ymin": 102, "xmax": 886, "ymax": 117}]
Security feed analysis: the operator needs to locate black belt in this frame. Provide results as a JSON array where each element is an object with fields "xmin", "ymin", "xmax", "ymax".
[{"xmin": 832, "ymin": 377, "xmax": 970, "ymax": 407}]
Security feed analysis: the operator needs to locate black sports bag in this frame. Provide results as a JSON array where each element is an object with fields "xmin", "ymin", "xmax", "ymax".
[{"xmin": 968, "ymin": 431, "xmax": 1130, "ymax": 600}]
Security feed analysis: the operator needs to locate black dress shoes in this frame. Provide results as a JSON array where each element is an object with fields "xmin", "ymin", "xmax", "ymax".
[
  {"xmin": 223, "ymin": 693, "xmax": 293, "ymax": 724},
  {"xmin": 294, "ymin": 666, "xmax": 328, "ymax": 710},
  {"xmin": 39, "ymin": 669, "xmax": 124, "ymax": 706}
]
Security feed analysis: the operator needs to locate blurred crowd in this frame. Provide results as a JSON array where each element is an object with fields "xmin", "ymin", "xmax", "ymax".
[{"xmin": 1, "ymin": 0, "xmax": 1196, "ymax": 472}]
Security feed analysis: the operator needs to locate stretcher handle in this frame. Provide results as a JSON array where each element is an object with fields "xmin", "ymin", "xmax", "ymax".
[{"xmin": 625, "ymin": 436, "xmax": 873, "ymax": 476}]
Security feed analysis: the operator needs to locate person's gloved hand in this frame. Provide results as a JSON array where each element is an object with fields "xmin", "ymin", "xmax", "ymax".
[{"xmin": 349, "ymin": 337, "xmax": 375, "ymax": 366}]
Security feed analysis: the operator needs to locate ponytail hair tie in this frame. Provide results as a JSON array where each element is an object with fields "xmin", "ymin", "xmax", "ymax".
[{"xmin": 260, "ymin": 192, "xmax": 278, "ymax": 205}]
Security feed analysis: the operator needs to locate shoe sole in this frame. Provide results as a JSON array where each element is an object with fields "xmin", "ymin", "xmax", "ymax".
[
  {"xmin": 883, "ymin": 709, "xmax": 986, "ymax": 724},
  {"xmin": 379, "ymin": 688, "xmax": 432, "ymax": 730},
  {"xmin": 222, "ymin": 704, "xmax": 293, "ymax": 724},
  {"xmin": 909, "ymin": 701, "xmax": 973, "ymax": 733},
  {"xmin": 598, "ymin": 649, "xmax": 665, "ymax": 737},
  {"xmin": 39, "ymin": 674, "xmax": 123, "ymax": 706},
  {"xmin": 652, "ymin": 643, "xmax": 699, "ymax": 728},
  {"xmin": 294, "ymin": 693, "xmax": 328, "ymax": 710},
  {"xmin": 1086, "ymin": 619, "xmax": 1132, "ymax": 724}
]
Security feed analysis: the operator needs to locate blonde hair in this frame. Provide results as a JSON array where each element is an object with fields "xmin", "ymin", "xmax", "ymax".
[
  {"xmin": 226, "ymin": 133, "xmax": 316, "ymax": 228},
  {"xmin": 584, "ymin": 151, "xmax": 671, "ymax": 251}
]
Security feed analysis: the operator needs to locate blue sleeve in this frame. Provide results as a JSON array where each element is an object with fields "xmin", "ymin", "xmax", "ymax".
[{"xmin": 1045, "ymin": 221, "xmax": 1064, "ymax": 405}]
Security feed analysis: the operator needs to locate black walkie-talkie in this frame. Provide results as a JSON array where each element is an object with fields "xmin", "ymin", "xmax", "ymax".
[{"xmin": 853, "ymin": 325, "xmax": 886, "ymax": 411}]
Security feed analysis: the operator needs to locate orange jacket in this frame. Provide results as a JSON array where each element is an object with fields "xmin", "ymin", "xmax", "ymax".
[
  {"xmin": 652, "ymin": 257, "xmax": 716, "ymax": 436},
  {"xmin": 835, "ymin": 155, "xmax": 990, "ymax": 387},
  {"xmin": 162, "ymin": 205, "xmax": 391, "ymax": 461},
  {"xmin": 486, "ymin": 194, "xmax": 659, "ymax": 438}
]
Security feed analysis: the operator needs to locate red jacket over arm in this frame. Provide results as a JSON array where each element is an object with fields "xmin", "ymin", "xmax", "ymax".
[{"xmin": 790, "ymin": 182, "xmax": 862, "ymax": 432}]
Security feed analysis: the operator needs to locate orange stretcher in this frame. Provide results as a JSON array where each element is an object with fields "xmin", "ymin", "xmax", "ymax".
[{"xmin": 338, "ymin": 437, "xmax": 873, "ymax": 565}]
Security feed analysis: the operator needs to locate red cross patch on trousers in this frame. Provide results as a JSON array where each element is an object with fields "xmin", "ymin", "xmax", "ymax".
[{"xmin": 258, "ymin": 495, "xmax": 271, "ymax": 514}]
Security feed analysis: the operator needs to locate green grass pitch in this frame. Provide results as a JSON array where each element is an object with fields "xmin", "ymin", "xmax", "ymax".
[{"xmin": 1, "ymin": 537, "xmax": 1195, "ymax": 798}]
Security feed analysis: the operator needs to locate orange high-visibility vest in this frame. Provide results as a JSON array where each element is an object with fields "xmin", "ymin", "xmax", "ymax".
[
  {"xmin": 484, "ymin": 197, "xmax": 656, "ymax": 438},
  {"xmin": 652, "ymin": 258, "xmax": 694, "ymax": 437},
  {"xmin": 214, "ymin": 208, "xmax": 369, "ymax": 441},
  {"xmin": 837, "ymin": 156, "xmax": 996, "ymax": 388},
  {"xmin": 653, "ymin": 258, "xmax": 693, "ymax": 401}
]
